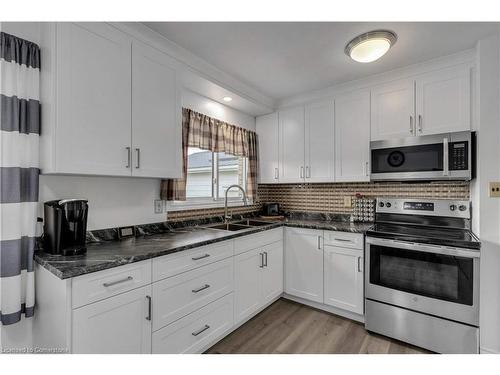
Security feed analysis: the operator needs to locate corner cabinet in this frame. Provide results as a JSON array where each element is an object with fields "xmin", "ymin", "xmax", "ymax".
[
  {"xmin": 279, "ymin": 106, "xmax": 306, "ymax": 183},
  {"xmin": 40, "ymin": 22, "xmax": 181, "ymax": 178},
  {"xmin": 256, "ymin": 112, "xmax": 280, "ymax": 183}
]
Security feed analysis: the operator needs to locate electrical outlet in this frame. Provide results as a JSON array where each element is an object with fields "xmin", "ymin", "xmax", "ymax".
[
  {"xmin": 154, "ymin": 199, "xmax": 163, "ymax": 214},
  {"xmin": 343, "ymin": 196, "xmax": 352, "ymax": 208},
  {"xmin": 489, "ymin": 182, "xmax": 500, "ymax": 197}
]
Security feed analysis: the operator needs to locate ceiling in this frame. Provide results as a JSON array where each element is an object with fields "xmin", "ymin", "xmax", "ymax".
[{"xmin": 144, "ymin": 22, "xmax": 497, "ymax": 101}]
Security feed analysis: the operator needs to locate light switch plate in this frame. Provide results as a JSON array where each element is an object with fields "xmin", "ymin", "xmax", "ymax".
[
  {"xmin": 489, "ymin": 182, "xmax": 500, "ymax": 197},
  {"xmin": 154, "ymin": 199, "xmax": 163, "ymax": 214},
  {"xmin": 343, "ymin": 196, "xmax": 352, "ymax": 208}
]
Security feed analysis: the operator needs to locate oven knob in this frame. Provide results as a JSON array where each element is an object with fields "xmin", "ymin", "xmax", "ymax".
[
  {"xmin": 459, "ymin": 205, "xmax": 467, "ymax": 211},
  {"xmin": 379, "ymin": 202, "xmax": 384, "ymax": 207},
  {"xmin": 449, "ymin": 204, "xmax": 457, "ymax": 211},
  {"xmin": 386, "ymin": 202, "xmax": 392, "ymax": 208}
]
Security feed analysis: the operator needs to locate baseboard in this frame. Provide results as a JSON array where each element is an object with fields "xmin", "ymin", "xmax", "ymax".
[
  {"xmin": 480, "ymin": 346, "xmax": 500, "ymax": 354},
  {"xmin": 282, "ymin": 294, "xmax": 365, "ymax": 323}
]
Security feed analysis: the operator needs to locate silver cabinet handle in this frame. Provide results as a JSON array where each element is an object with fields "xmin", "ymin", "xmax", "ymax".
[
  {"xmin": 334, "ymin": 238, "xmax": 352, "ymax": 242},
  {"xmin": 357, "ymin": 257, "xmax": 362, "ymax": 273},
  {"xmin": 305, "ymin": 166, "xmax": 311, "ymax": 178},
  {"xmin": 125, "ymin": 147, "xmax": 131, "ymax": 168},
  {"xmin": 192, "ymin": 324, "xmax": 210, "ymax": 336},
  {"xmin": 264, "ymin": 251, "xmax": 268, "ymax": 267},
  {"xmin": 102, "ymin": 276, "xmax": 133, "ymax": 287},
  {"xmin": 259, "ymin": 253, "xmax": 264, "ymax": 268},
  {"xmin": 300, "ymin": 166, "xmax": 304, "ymax": 178},
  {"xmin": 317, "ymin": 236, "xmax": 322, "ymax": 250},
  {"xmin": 146, "ymin": 295, "xmax": 152, "ymax": 321},
  {"xmin": 409, "ymin": 115, "xmax": 413, "ymax": 134},
  {"xmin": 418, "ymin": 115, "xmax": 423, "ymax": 133},
  {"xmin": 443, "ymin": 137, "xmax": 449, "ymax": 176},
  {"xmin": 274, "ymin": 167, "xmax": 279, "ymax": 180},
  {"xmin": 135, "ymin": 148, "xmax": 140, "ymax": 169},
  {"xmin": 192, "ymin": 284, "xmax": 210, "ymax": 293},
  {"xmin": 192, "ymin": 253, "xmax": 210, "ymax": 261},
  {"xmin": 365, "ymin": 161, "xmax": 369, "ymax": 176}
]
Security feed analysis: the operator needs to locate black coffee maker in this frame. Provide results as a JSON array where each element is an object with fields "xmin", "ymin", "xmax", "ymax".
[{"xmin": 44, "ymin": 199, "xmax": 88, "ymax": 255}]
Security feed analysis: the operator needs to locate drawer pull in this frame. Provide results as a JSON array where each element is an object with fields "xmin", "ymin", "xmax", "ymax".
[
  {"xmin": 192, "ymin": 284, "xmax": 210, "ymax": 293},
  {"xmin": 333, "ymin": 238, "xmax": 353, "ymax": 242},
  {"xmin": 192, "ymin": 253, "xmax": 210, "ymax": 261},
  {"xmin": 102, "ymin": 276, "xmax": 133, "ymax": 287},
  {"xmin": 192, "ymin": 324, "xmax": 210, "ymax": 336}
]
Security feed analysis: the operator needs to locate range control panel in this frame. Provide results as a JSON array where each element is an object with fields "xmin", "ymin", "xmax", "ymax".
[{"xmin": 376, "ymin": 198, "xmax": 471, "ymax": 219}]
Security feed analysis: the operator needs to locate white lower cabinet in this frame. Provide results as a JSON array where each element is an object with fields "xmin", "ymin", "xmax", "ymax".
[
  {"xmin": 72, "ymin": 285, "xmax": 152, "ymax": 354},
  {"xmin": 234, "ymin": 240, "xmax": 284, "ymax": 325},
  {"xmin": 152, "ymin": 293, "xmax": 234, "ymax": 354},
  {"xmin": 284, "ymin": 227, "xmax": 324, "ymax": 303},
  {"xmin": 324, "ymin": 245, "xmax": 364, "ymax": 314}
]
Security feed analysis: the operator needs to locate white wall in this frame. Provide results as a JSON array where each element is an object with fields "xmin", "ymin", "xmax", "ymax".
[{"xmin": 476, "ymin": 31, "xmax": 500, "ymax": 354}]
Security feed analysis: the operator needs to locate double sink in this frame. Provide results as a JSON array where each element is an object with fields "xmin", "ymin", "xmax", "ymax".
[{"xmin": 206, "ymin": 219, "xmax": 275, "ymax": 232}]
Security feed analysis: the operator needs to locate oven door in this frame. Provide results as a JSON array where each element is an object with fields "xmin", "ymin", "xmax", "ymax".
[{"xmin": 365, "ymin": 237, "xmax": 479, "ymax": 326}]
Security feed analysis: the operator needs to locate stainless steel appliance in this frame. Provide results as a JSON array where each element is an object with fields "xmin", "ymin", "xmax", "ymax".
[
  {"xmin": 370, "ymin": 131, "xmax": 475, "ymax": 181},
  {"xmin": 365, "ymin": 198, "xmax": 480, "ymax": 354},
  {"xmin": 43, "ymin": 199, "xmax": 88, "ymax": 255}
]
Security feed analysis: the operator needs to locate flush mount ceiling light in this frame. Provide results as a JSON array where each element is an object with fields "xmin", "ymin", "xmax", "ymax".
[
  {"xmin": 345, "ymin": 30, "xmax": 397, "ymax": 63},
  {"xmin": 223, "ymin": 96, "xmax": 233, "ymax": 102}
]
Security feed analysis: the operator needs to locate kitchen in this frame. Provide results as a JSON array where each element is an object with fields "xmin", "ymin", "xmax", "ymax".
[{"xmin": 1, "ymin": 3, "xmax": 500, "ymax": 370}]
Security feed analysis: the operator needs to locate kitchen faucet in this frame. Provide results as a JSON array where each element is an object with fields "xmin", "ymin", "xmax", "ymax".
[{"xmin": 224, "ymin": 184, "xmax": 248, "ymax": 223}]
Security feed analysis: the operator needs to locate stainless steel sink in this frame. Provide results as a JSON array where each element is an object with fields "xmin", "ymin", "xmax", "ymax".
[
  {"xmin": 208, "ymin": 223, "xmax": 252, "ymax": 232},
  {"xmin": 233, "ymin": 220, "xmax": 273, "ymax": 227}
]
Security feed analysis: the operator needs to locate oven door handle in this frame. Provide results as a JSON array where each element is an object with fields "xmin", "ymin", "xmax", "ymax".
[
  {"xmin": 443, "ymin": 137, "xmax": 449, "ymax": 176},
  {"xmin": 365, "ymin": 237, "xmax": 480, "ymax": 258}
]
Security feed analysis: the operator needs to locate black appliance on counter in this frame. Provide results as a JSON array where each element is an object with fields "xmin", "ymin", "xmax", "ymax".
[
  {"xmin": 44, "ymin": 199, "xmax": 88, "ymax": 255},
  {"xmin": 262, "ymin": 202, "xmax": 281, "ymax": 216}
]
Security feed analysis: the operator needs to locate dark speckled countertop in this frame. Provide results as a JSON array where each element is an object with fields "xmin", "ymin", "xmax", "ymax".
[{"xmin": 35, "ymin": 215, "xmax": 372, "ymax": 280}]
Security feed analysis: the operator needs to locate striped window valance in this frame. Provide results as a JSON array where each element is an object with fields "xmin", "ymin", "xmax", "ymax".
[
  {"xmin": 161, "ymin": 108, "xmax": 258, "ymax": 201},
  {"xmin": 0, "ymin": 32, "xmax": 40, "ymax": 325}
]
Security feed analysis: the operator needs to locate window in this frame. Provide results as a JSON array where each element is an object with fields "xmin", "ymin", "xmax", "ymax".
[{"xmin": 184, "ymin": 147, "xmax": 248, "ymax": 203}]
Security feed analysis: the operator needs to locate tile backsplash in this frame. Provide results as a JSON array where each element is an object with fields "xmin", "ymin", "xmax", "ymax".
[{"xmin": 257, "ymin": 181, "xmax": 470, "ymax": 215}]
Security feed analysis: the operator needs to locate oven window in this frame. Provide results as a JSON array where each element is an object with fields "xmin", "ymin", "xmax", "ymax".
[
  {"xmin": 371, "ymin": 143, "xmax": 443, "ymax": 173},
  {"xmin": 369, "ymin": 245, "xmax": 474, "ymax": 305}
]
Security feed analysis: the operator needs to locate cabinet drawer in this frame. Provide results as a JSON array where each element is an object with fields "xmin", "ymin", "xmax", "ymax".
[
  {"xmin": 152, "ymin": 293, "xmax": 234, "ymax": 354},
  {"xmin": 234, "ymin": 227, "xmax": 283, "ymax": 255},
  {"xmin": 72, "ymin": 260, "xmax": 152, "ymax": 308},
  {"xmin": 323, "ymin": 230, "xmax": 364, "ymax": 250},
  {"xmin": 152, "ymin": 258, "xmax": 233, "ymax": 331},
  {"xmin": 152, "ymin": 240, "xmax": 233, "ymax": 282}
]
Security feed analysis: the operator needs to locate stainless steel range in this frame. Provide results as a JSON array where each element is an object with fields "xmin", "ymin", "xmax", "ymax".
[{"xmin": 364, "ymin": 198, "xmax": 480, "ymax": 354}]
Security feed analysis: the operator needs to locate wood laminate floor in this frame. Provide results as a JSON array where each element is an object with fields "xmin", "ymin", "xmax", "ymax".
[{"xmin": 206, "ymin": 298, "xmax": 432, "ymax": 354}]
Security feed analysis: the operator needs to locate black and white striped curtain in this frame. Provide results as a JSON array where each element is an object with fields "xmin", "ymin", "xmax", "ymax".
[{"xmin": 0, "ymin": 32, "xmax": 40, "ymax": 325}]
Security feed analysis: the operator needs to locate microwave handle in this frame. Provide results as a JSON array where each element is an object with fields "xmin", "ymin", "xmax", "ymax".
[{"xmin": 443, "ymin": 137, "xmax": 449, "ymax": 176}]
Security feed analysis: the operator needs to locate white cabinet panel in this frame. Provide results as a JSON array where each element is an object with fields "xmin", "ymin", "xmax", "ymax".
[
  {"xmin": 324, "ymin": 245, "xmax": 364, "ymax": 315},
  {"xmin": 371, "ymin": 79, "xmax": 415, "ymax": 141},
  {"xmin": 56, "ymin": 22, "xmax": 132, "ymax": 175},
  {"xmin": 261, "ymin": 241, "xmax": 284, "ymax": 304},
  {"xmin": 335, "ymin": 90, "xmax": 370, "ymax": 182},
  {"xmin": 305, "ymin": 100, "xmax": 335, "ymax": 182},
  {"xmin": 415, "ymin": 65, "xmax": 470, "ymax": 136},
  {"xmin": 256, "ymin": 112, "xmax": 280, "ymax": 183},
  {"xmin": 279, "ymin": 107, "xmax": 305, "ymax": 182},
  {"xmin": 131, "ymin": 40, "xmax": 181, "ymax": 178},
  {"xmin": 285, "ymin": 227, "xmax": 324, "ymax": 303},
  {"xmin": 234, "ymin": 248, "xmax": 263, "ymax": 324},
  {"xmin": 72, "ymin": 285, "xmax": 152, "ymax": 354}
]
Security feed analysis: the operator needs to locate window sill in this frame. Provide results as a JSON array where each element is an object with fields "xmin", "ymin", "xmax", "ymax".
[{"xmin": 166, "ymin": 199, "xmax": 254, "ymax": 212}]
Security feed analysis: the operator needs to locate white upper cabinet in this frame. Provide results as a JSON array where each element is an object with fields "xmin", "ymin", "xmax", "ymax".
[
  {"xmin": 335, "ymin": 90, "xmax": 370, "ymax": 182},
  {"xmin": 256, "ymin": 112, "xmax": 280, "ymax": 183},
  {"xmin": 305, "ymin": 100, "xmax": 335, "ymax": 182},
  {"xmin": 415, "ymin": 65, "xmax": 470, "ymax": 136},
  {"xmin": 131, "ymin": 41, "xmax": 181, "ymax": 178},
  {"xmin": 279, "ymin": 106, "xmax": 305, "ymax": 183},
  {"xmin": 370, "ymin": 78, "xmax": 415, "ymax": 141},
  {"xmin": 49, "ymin": 22, "xmax": 132, "ymax": 175}
]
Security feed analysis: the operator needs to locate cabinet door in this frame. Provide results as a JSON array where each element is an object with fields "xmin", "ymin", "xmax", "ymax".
[
  {"xmin": 56, "ymin": 22, "xmax": 132, "ymax": 176},
  {"xmin": 262, "ymin": 241, "xmax": 284, "ymax": 304},
  {"xmin": 72, "ymin": 285, "xmax": 152, "ymax": 354},
  {"xmin": 234, "ymin": 248, "xmax": 263, "ymax": 324},
  {"xmin": 279, "ymin": 107, "xmax": 305, "ymax": 183},
  {"xmin": 415, "ymin": 65, "xmax": 470, "ymax": 136},
  {"xmin": 371, "ymin": 79, "xmax": 415, "ymax": 141},
  {"xmin": 335, "ymin": 90, "xmax": 371, "ymax": 182},
  {"xmin": 324, "ymin": 246, "xmax": 364, "ymax": 315},
  {"xmin": 132, "ymin": 40, "xmax": 181, "ymax": 178},
  {"xmin": 305, "ymin": 100, "xmax": 335, "ymax": 182},
  {"xmin": 256, "ymin": 112, "xmax": 280, "ymax": 183},
  {"xmin": 285, "ymin": 227, "xmax": 324, "ymax": 303}
]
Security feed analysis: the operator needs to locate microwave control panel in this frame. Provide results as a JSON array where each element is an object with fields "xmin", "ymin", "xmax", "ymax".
[{"xmin": 449, "ymin": 141, "xmax": 468, "ymax": 170}]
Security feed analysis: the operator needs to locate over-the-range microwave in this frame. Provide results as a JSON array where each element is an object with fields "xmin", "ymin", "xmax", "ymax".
[{"xmin": 370, "ymin": 131, "xmax": 475, "ymax": 181}]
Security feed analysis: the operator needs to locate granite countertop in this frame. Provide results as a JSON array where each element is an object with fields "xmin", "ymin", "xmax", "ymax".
[{"xmin": 35, "ymin": 216, "xmax": 372, "ymax": 280}]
